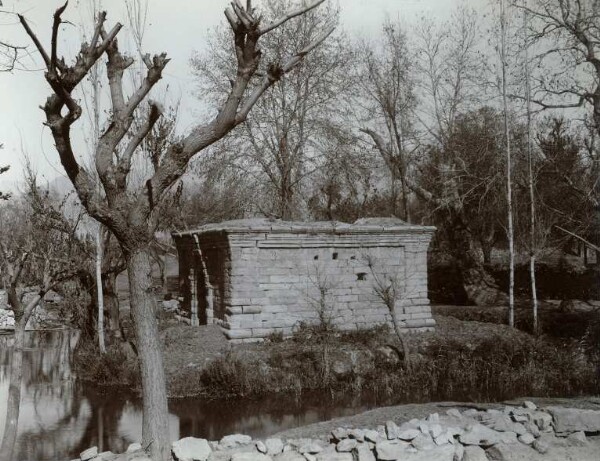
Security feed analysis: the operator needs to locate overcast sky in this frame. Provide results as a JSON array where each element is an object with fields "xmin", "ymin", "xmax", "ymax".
[{"xmin": 0, "ymin": 0, "xmax": 485, "ymax": 191}]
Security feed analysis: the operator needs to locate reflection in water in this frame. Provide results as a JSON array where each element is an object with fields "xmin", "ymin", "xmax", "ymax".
[{"xmin": 0, "ymin": 331, "xmax": 393, "ymax": 461}]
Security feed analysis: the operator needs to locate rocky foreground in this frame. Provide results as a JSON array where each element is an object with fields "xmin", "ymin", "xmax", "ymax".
[{"xmin": 73, "ymin": 402, "xmax": 600, "ymax": 461}]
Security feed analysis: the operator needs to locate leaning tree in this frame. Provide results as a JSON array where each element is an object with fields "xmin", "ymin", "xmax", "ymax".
[{"xmin": 19, "ymin": 1, "xmax": 333, "ymax": 459}]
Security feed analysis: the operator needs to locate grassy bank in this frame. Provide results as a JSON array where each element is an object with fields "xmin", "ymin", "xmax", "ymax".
[{"xmin": 75, "ymin": 312, "xmax": 600, "ymax": 402}]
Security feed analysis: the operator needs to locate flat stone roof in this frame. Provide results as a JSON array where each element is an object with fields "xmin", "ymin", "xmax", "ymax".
[{"xmin": 172, "ymin": 218, "xmax": 435, "ymax": 237}]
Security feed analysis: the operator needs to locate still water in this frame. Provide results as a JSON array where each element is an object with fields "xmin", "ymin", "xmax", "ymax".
[{"xmin": 0, "ymin": 330, "xmax": 392, "ymax": 461}]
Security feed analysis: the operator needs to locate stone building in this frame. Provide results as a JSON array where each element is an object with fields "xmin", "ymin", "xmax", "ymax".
[{"xmin": 172, "ymin": 218, "xmax": 436, "ymax": 341}]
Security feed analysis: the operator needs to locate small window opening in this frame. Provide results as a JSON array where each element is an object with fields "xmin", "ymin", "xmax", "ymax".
[
  {"xmin": 332, "ymin": 252, "xmax": 338, "ymax": 260},
  {"xmin": 314, "ymin": 255, "xmax": 319, "ymax": 260},
  {"xmin": 357, "ymin": 272, "xmax": 367, "ymax": 281}
]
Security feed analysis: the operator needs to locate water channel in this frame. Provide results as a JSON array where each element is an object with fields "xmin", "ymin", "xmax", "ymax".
[{"xmin": 0, "ymin": 330, "xmax": 396, "ymax": 461}]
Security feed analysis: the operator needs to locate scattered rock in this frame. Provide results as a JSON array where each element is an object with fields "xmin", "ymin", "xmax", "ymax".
[
  {"xmin": 172, "ymin": 437, "xmax": 212, "ymax": 461},
  {"xmin": 126, "ymin": 443, "xmax": 142, "ymax": 453},
  {"xmin": 567, "ymin": 431, "xmax": 587, "ymax": 446},
  {"xmin": 256, "ymin": 441, "xmax": 267, "ymax": 453},
  {"xmin": 273, "ymin": 452, "xmax": 305, "ymax": 461},
  {"xmin": 354, "ymin": 444, "xmax": 376, "ymax": 461},
  {"xmin": 546, "ymin": 407, "xmax": 600, "ymax": 433},
  {"xmin": 385, "ymin": 421, "xmax": 401, "ymax": 439},
  {"xmin": 376, "ymin": 440, "xmax": 410, "ymax": 460},
  {"xmin": 331, "ymin": 428, "xmax": 349, "ymax": 442},
  {"xmin": 518, "ymin": 433, "xmax": 535, "ymax": 445},
  {"xmin": 80, "ymin": 446, "xmax": 98, "ymax": 461},
  {"xmin": 523, "ymin": 401, "xmax": 537, "ymax": 411},
  {"xmin": 364, "ymin": 429, "xmax": 380, "ymax": 443},
  {"xmin": 266, "ymin": 438, "xmax": 284, "ymax": 455},
  {"xmin": 397, "ymin": 429, "xmax": 420, "ymax": 441},
  {"xmin": 532, "ymin": 438, "xmax": 549, "ymax": 454},
  {"xmin": 220, "ymin": 434, "xmax": 253, "ymax": 448},
  {"xmin": 462, "ymin": 445, "xmax": 487, "ymax": 461},
  {"xmin": 336, "ymin": 439, "xmax": 357, "ymax": 452}
]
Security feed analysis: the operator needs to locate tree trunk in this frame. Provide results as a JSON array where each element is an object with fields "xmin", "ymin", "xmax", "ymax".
[
  {"xmin": 500, "ymin": 0, "xmax": 515, "ymax": 327},
  {"xmin": 103, "ymin": 272, "xmax": 120, "ymax": 339},
  {"xmin": 481, "ymin": 240, "xmax": 493, "ymax": 266},
  {"xmin": 0, "ymin": 319, "xmax": 25, "ymax": 461},
  {"xmin": 126, "ymin": 249, "xmax": 170, "ymax": 461},
  {"xmin": 390, "ymin": 304, "xmax": 411, "ymax": 372},
  {"xmin": 449, "ymin": 223, "xmax": 508, "ymax": 307},
  {"xmin": 96, "ymin": 227, "xmax": 106, "ymax": 353}
]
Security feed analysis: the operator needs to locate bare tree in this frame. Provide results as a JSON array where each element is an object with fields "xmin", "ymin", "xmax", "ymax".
[
  {"xmin": 499, "ymin": 0, "xmax": 516, "ymax": 327},
  {"xmin": 0, "ymin": 172, "xmax": 82, "ymax": 461},
  {"xmin": 517, "ymin": 0, "xmax": 600, "ymax": 244},
  {"xmin": 19, "ymin": 1, "xmax": 333, "ymax": 459},
  {"xmin": 365, "ymin": 254, "xmax": 412, "ymax": 372},
  {"xmin": 358, "ymin": 19, "xmax": 416, "ymax": 221},
  {"xmin": 192, "ymin": 0, "xmax": 347, "ymax": 220}
]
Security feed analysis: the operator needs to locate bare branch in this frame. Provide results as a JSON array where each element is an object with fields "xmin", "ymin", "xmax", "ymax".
[{"xmin": 259, "ymin": 0, "xmax": 326, "ymax": 35}]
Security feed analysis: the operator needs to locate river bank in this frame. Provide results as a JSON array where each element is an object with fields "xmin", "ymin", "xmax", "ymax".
[
  {"xmin": 75, "ymin": 307, "xmax": 600, "ymax": 401},
  {"xmin": 71, "ymin": 400, "xmax": 600, "ymax": 461}
]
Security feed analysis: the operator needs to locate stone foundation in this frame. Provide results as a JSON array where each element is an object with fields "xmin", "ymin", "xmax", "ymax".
[{"xmin": 172, "ymin": 218, "xmax": 436, "ymax": 341}]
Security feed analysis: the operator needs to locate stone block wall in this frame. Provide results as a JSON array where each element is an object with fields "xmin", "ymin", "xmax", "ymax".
[{"xmin": 172, "ymin": 218, "xmax": 436, "ymax": 341}]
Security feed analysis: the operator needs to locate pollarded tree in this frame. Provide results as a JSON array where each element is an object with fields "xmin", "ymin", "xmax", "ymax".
[{"xmin": 19, "ymin": 2, "xmax": 333, "ymax": 459}]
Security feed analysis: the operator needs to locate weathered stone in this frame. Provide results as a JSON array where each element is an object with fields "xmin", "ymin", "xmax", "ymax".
[
  {"xmin": 446, "ymin": 409, "xmax": 462, "ymax": 419},
  {"xmin": 523, "ymin": 401, "xmax": 537, "ymax": 411},
  {"xmin": 411, "ymin": 433, "xmax": 435, "ymax": 451},
  {"xmin": 546, "ymin": 406, "xmax": 600, "ymax": 433},
  {"xmin": 297, "ymin": 441, "xmax": 323, "ymax": 454},
  {"xmin": 566, "ymin": 431, "xmax": 587, "ymax": 446},
  {"xmin": 304, "ymin": 454, "xmax": 316, "ymax": 461},
  {"xmin": 395, "ymin": 444, "xmax": 454, "ymax": 461},
  {"xmin": 96, "ymin": 451, "xmax": 115, "ymax": 460},
  {"xmin": 335, "ymin": 439, "xmax": 357, "ymax": 452},
  {"xmin": 429, "ymin": 423, "xmax": 443, "ymax": 439},
  {"xmin": 462, "ymin": 446, "xmax": 487, "ymax": 461},
  {"xmin": 523, "ymin": 421, "xmax": 540, "ymax": 438},
  {"xmin": 486, "ymin": 442, "xmax": 538, "ymax": 460},
  {"xmin": 173, "ymin": 219, "xmax": 436, "ymax": 340},
  {"xmin": 331, "ymin": 428, "xmax": 349, "ymax": 442},
  {"xmin": 363, "ymin": 429, "xmax": 380, "ymax": 443},
  {"xmin": 80, "ymin": 447, "xmax": 98, "ymax": 461},
  {"xmin": 231, "ymin": 453, "xmax": 272, "ymax": 461},
  {"xmin": 273, "ymin": 452, "xmax": 305, "ymax": 461},
  {"xmin": 532, "ymin": 438, "xmax": 549, "ymax": 454},
  {"xmin": 265, "ymin": 438, "xmax": 284, "ymax": 455},
  {"xmin": 354, "ymin": 444, "xmax": 376, "ymax": 461},
  {"xmin": 220, "ymin": 434, "xmax": 253, "ymax": 448},
  {"xmin": 397, "ymin": 429, "xmax": 420, "ymax": 441},
  {"xmin": 532, "ymin": 412, "xmax": 553, "ymax": 431},
  {"xmin": 452, "ymin": 443, "xmax": 464, "ymax": 461},
  {"xmin": 256, "ymin": 441, "xmax": 267, "ymax": 453},
  {"xmin": 348, "ymin": 428, "xmax": 365, "ymax": 441},
  {"xmin": 385, "ymin": 420, "xmax": 401, "ymax": 439},
  {"xmin": 375, "ymin": 440, "xmax": 410, "ymax": 460},
  {"xmin": 518, "ymin": 433, "xmax": 535, "ymax": 445},
  {"xmin": 428, "ymin": 413, "xmax": 440, "ymax": 423},
  {"xmin": 126, "ymin": 443, "xmax": 142, "ymax": 453},
  {"xmin": 172, "ymin": 437, "xmax": 212, "ymax": 461},
  {"xmin": 459, "ymin": 424, "xmax": 505, "ymax": 446}
]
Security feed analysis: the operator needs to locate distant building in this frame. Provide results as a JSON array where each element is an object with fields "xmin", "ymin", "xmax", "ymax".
[{"xmin": 172, "ymin": 218, "xmax": 436, "ymax": 342}]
